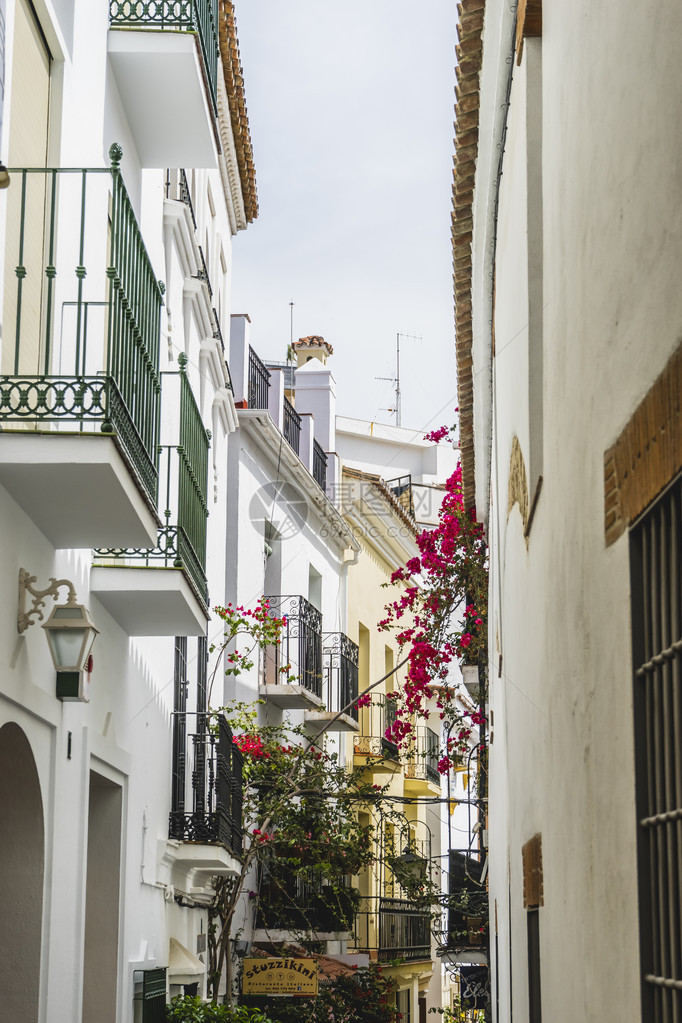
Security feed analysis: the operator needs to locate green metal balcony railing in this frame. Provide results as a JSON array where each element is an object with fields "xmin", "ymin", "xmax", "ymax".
[
  {"xmin": 0, "ymin": 145, "xmax": 162, "ymax": 505},
  {"xmin": 94, "ymin": 358, "xmax": 209, "ymax": 604},
  {"xmin": 109, "ymin": 0, "xmax": 219, "ymax": 114}
]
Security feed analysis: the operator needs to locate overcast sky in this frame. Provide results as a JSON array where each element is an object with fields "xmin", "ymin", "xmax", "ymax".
[{"xmin": 231, "ymin": 1, "xmax": 458, "ymax": 434}]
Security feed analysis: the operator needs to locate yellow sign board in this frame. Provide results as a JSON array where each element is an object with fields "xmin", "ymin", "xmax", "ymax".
[{"xmin": 242, "ymin": 958, "xmax": 318, "ymax": 996}]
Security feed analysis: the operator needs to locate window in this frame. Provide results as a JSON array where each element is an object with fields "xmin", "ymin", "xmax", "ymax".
[{"xmin": 631, "ymin": 475, "xmax": 682, "ymax": 1020}]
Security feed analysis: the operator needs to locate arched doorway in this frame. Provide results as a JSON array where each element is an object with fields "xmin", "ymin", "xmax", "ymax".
[{"xmin": 0, "ymin": 722, "xmax": 45, "ymax": 1021}]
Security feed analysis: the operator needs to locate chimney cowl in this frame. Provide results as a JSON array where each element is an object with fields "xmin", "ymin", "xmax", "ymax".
[{"xmin": 292, "ymin": 336, "xmax": 334, "ymax": 367}]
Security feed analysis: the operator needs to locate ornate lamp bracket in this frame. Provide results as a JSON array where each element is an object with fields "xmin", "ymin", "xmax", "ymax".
[{"xmin": 18, "ymin": 568, "xmax": 78, "ymax": 634}]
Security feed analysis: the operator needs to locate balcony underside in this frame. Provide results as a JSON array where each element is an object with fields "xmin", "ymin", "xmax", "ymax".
[
  {"xmin": 305, "ymin": 709, "xmax": 359, "ymax": 733},
  {"xmin": 108, "ymin": 30, "xmax": 217, "ymax": 168},
  {"xmin": 90, "ymin": 565, "xmax": 208, "ymax": 635},
  {"xmin": 0, "ymin": 432, "xmax": 158, "ymax": 547},
  {"xmin": 259, "ymin": 684, "xmax": 323, "ymax": 710},
  {"xmin": 403, "ymin": 772, "xmax": 441, "ymax": 793},
  {"xmin": 438, "ymin": 948, "xmax": 488, "ymax": 966},
  {"xmin": 253, "ymin": 927, "xmax": 351, "ymax": 945},
  {"xmin": 163, "ymin": 840, "xmax": 240, "ymax": 897}
]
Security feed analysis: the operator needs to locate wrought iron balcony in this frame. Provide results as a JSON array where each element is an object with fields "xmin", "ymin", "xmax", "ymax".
[
  {"xmin": 283, "ymin": 395, "xmax": 301, "ymax": 454},
  {"xmin": 0, "ymin": 151, "xmax": 162, "ymax": 546},
  {"xmin": 446, "ymin": 850, "xmax": 488, "ymax": 952},
  {"xmin": 169, "ymin": 714, "xmax": 243, "ymax": 858},
  {"xmin": 260, "ymin": 595, "xmax": 323, "ymax": 707},
  {"xmin": 248, "ymin": 346, "xmax": 270, "ymax": 410},
  {"xmin": 92, "ymin": 363, "xmax": 209, "ymax": 631},
  {"xmin": 386, "ymin": 474, "xmax": 415, "ymax": 519},
  {"xmin": 323, "ymin": 632, "xmax": 359, "ymax": 718},
  {"xmin": 165, "ymin": 167, "xmax": 197, "ymax": 228},
  {"xmin": 256, "ymin": 868, "xmax": 357, "ymax": 935},
  {"xmin": 353, "ymin": 694, "xmax": 399, "ymax": 760},
  {"xmin": 404, "ymin": 726, "xmax": 441, "ymax": 785},
  {"xmin": 313, "ymin": 438, "xmax": 327, "ymax": 491},
  {"xmin": 306, "ymin": 633, "xmax": 359, "ymax": 732},
  {"xmin": 351, "ymin": 897, "xmax": 431, "ymax": 962},
  {"xmin": 109, "ymin": 0, "xmax": 219, "ymax": 114}
]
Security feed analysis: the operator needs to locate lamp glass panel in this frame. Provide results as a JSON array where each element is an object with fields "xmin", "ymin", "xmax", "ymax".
[{"xmin": 48, "ymin": 628, "xmax": 86, "ymax": 670}]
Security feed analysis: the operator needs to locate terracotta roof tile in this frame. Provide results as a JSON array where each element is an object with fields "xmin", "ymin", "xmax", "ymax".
[
  {"xmin": 219, "ymin": 0, "xmax": 258, "ymax": 222},
  {"xmin": 451, "ymin": 0, "xmax": 485, "ymax": 512}
]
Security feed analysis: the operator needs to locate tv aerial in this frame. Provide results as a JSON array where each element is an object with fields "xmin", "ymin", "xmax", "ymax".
[{"xmin": 376, "ymin": 332, "xmax": 422, "ymax": 427}]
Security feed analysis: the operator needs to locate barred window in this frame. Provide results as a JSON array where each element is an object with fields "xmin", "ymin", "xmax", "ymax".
[{"xmin": 631, "ymin": 476, "xmax": 682, "ymax": 1018}]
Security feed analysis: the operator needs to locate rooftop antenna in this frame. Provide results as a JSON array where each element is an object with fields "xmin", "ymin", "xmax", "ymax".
[{"xmin": 375, "ymin": 332, "xmax": 422, "ymax": 427}]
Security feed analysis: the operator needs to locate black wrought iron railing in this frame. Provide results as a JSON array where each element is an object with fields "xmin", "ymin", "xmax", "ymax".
[
  {"xmin": 313, "ymin": 439, "xmax": 327, "ymax": 491},
  {"xmin": 405, "ymin": 726, "xmax": 441, "ymax": 784},
  {"xmin": 169, "ymin": 714, "xmax": 243, "ymax": 857},
  {"xmin": 256, "ymin": 869, "xmax": 357, "ymax": 934},
  {"xmin": 93, "ymin": 361, "xmax": 209, "ymax": 605},
  {"xmin": 248, "ymin": 346, "xmax": 270, "ymax": 409},
  {"xmin": 353, "ymin": 694, "xmax": 399, "ymax": 759},
  {"xmin": 192, "ymin": 244, "xmax": 212, "ymax": 299},
  {"xmin": 322, "ymin": 633, "xmax": 359, "ymax": 719},
  {"xmin": 0, "ymin": 147, "xmax": 162, "ymax": 506},
  {"xmin": 109, "ymin": 0, "xmax": 219, "ymax": 114},
  {"xmin": 447, "ymin": 850, "xmax": 488, "ymax": 950},
  {"xmin": 350, "ymin": 897, "xmax": 431, "ymax": 962},
  {"xmin": 164, "ymin": 168, "xmax": 197, "ymax": 229},
  {"xmin": 212, "ymin": 308, "xmax": 233, "ymax": 392},
  {"xmin": 261, "ymin": 595, "xmax": 323, "ymax": 698},
  {"xmin": 283, "ymin": 395, "xmax": 301, "ymax": 454},
  {"xmin": 386, "ymin": 474, "xmax": 415, "ymax": 519}
]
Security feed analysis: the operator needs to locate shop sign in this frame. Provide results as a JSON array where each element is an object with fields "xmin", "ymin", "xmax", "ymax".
[{"xmin": 242, "ymin": 958, "xmax": 318, "ymax": 996}]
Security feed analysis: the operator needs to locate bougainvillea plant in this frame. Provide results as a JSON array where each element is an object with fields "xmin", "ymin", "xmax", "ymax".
[
  {"xmin": 205, "ymin": 604, "xmax": 408, "ymax": 1005},
  {"xmin": 379, "ymin": 426, "xmax": 488, "ymax": 771}
]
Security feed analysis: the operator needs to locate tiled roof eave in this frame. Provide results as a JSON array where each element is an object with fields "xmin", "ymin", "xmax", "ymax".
[
  {"xmin": 453, "ymin": 0, "xmax": 485, "ymax": 513},
  {"xmin": 219, "ymin": 0, "xmax": 258, "ymax": 222}
]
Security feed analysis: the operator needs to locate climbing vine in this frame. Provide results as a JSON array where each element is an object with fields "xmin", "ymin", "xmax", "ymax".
[{"xmin": 379, "ymin": 427, "xmax": 488, "ymax": 770}]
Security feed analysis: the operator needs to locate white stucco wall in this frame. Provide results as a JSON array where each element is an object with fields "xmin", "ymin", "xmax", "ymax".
[{"xmin": 471, "ymin": 2, "xmax": 682, "ymax": 1020}]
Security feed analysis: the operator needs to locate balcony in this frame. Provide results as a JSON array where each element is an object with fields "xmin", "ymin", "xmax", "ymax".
[
  {"xmin": 108, "ymin": 0, "xmax": 219, "ymax": 167},
  {"xmin": 404, "ymin": 726, "xmax": 441, "ymax": 788},
  {"xmin": 0, "ymin": 154, "xmax": 161, "ymax": 548},
  {"xmin": 91, "ymin": 363, "xmax": 209, "ymax": 635},
  {"xmin": 313, "ymin": 438, "xmax": 327, "ymax": 491},
  {"xmin": 351, "ymin": 897, "xmax": 431, "ymax": 963},
  {"xmin": 247, "ymin": 345, "xmax": 270, "ymax": 409},
  {"xmin": 283, "ymin": 395, "xmax": 301, "ymax": 454},
  {"xmin": 444, "ymin": 850, "xmax": 488, "ymax": 962},
  {"xmin": 255, "ymin": 868, "xmax": 358, "ymax": 940},
  {"xmin": 260, "ymin": 595, "xmax": 323, "ymax": 709},
  {"xmin": 165, "ymin": 714, "xmax": 243, "ymax": 892},
  {"xmin": 305, "ymin": 632, "xmax": 359, "ymax": 733},
  {"xmin": 386, "ymin": 474, "xmax": 415, "ymax": 519},
  {"xmin": 353, "ymin": 695, "xmax": 400, "ymax": 763}
]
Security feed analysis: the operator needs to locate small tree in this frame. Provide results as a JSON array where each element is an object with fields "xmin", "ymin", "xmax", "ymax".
[{"xmin": 205, "ymin": 601, "xmax": 409, "ymax": 1003}]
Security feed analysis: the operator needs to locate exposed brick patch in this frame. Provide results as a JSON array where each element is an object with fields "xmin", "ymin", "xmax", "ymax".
[
  {"xmin": 522, "ymin": 833, "xmax": 544, "ymax": 909},
  {"xmin": 604, "ymin": 341, "xmax": 682, "ymax": 546}
]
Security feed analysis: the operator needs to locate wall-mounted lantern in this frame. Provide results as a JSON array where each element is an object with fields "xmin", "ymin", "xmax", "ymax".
[{"xmin": 18, "ymin": 568, "xmax": 99, "ymax": 701}]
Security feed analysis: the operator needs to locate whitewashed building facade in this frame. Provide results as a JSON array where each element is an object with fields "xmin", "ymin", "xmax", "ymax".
[
  {"xmin": 0, "ymin": 1, "xmax": 257, "ymax": 1019},
  {"xmin": 454, "ymin": 0, "xmax": 682, "ymax": 1020}
]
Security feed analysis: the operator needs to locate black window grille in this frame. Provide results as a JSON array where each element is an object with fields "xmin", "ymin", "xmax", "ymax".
[
  {"xmin": 631, "ymin": 476, "xmax": 682, "ymax": 1020},
  {"xmin": 171, "ymin": 638, "xmax": 188, "ymax": 817},
  {"xmin": 248, "ymin": 346, "xmax": 270, "ymax": 409},
  {"xmin": 283, "ymin": 395, "xmax": 301, "ymax": 453},
  {"xmin": 527, "ymin": 909, "xmax": 542, "ymax": 1023}
]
